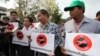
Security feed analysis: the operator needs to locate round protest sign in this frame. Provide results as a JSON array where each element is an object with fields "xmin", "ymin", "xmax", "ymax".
[
  {"xmin": 36, "ymin": 34, "xmax": 47, "ymax": 46},
  {"xmin": 16, "ymin": 31, "xmax": 24, "ymax": 40},
  {"xmin": 73, "ymin": 34, "xmax": 92, "ymax": 51}
]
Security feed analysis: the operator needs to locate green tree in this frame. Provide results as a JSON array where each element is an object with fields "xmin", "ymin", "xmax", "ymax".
[
  {"xmin": 15, "ymin": 0, "xmax": 24, "ymax": 22},
  {"xmin": 51, "ymin": 6, "xmax": 62, "ymax": 24},
  {"xmin": 14, "ymin": 0, "xmax": 62, "ymax": 23},
  {"xmin": 15, "ymin": 0, "xmax": 32, "ymax": 22},
  {"xmin": 38, "ymin": 0, "xmax": 62, "ymax": 24}
]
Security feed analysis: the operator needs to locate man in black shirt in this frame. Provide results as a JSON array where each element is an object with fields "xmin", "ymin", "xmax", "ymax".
[{"xmin": 9, "ymin": 11, "xmax": 22, "ymax": 56}]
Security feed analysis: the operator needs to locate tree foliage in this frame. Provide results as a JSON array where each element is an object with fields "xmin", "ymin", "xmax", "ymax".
[
  {"xmin": 39, "ymin": 0, "xmax": 62, "ymax": 24},
  {"xmin": 15, "ymin": 0, "xmax": 62, "ymax": 24}
]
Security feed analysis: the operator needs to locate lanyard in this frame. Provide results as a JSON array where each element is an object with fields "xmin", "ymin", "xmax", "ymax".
[
  {"xmin": 73, "ymin": 21, "xmax": 83, "ymax": 33},
  {"xmin": 74, "ymin": 23, "xmax": 80, "ymax": 33}
]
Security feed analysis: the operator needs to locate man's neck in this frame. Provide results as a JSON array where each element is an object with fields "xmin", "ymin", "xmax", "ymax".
[
  {"xmin": 74, "ymin": 15, "xmax": 84, "ymax": 24},
  {"xmin": 41, "ymin": 20, "xmax": 48, "ymax": 26},
  {"xmin": 11, "ymin": 20, "xmax": 17, "ymax": 22},
  {"xmin": 25, "ymin": 25, "xmax": 31, "ymax": 29}
]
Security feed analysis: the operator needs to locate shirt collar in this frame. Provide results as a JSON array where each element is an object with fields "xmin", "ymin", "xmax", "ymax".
[
  {"xmin": 24, "ymin": 25, "xmax": 33, "ymax": 30},
  {"xmin": 74, "ymin": 16, "xmax": 90, "ymax": 25},
  {"xmin": 10, "ymin": 20, "xmax": 18, "ymax": 22},
  {"xmin": 39, "ymin": 21, "xmax": 50, "ymax": 29},
  {"xmin": 81, "ymin": 16, "xmax": 90, "ymax": 23},
  {"xmin": 73, "ymin": 16, "xmax": 90, "ymax": 32}
]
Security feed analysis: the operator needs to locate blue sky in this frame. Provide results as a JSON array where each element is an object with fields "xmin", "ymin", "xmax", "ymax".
[{"xmin": 0, "ymin": 0, "xmax": 100, "ymax": 19}]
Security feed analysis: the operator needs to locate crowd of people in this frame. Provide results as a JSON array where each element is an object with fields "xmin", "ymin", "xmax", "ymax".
[{"xmin": 0, "ymin": 0, "xmax": 100, "ymax": 56}]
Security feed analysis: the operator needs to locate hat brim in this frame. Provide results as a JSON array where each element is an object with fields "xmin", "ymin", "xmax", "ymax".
[{"xmin": 64, "ymin": 7, "xmax": 74, "ymax": 11}]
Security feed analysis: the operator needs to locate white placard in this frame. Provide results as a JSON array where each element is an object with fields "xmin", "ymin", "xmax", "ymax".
[
  {"xmin": 12, "ymin": 30, "xmax": 29, "ymax": 46},
  {"xmin": 9, "ymin": 22, "xmax": 19, "ymax": 32},
  {"xmin": 65, "ymin": 33, "xmax": 100, "ymax": 56},
  {"xmin": 30, "ymin": 33, "xmax": 55, "ymax": 55}
]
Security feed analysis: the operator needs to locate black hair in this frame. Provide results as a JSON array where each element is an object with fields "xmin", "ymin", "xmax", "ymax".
[
  {"xmin": 96, "ymin": 11, "xmax": 100, "ymax": 17},
  {"xmin": 2, "ymin": 16, "xmax": 9, "ymax": 21},
  {"xmin": 25, "ymin": 16, "xmax": 33, "ymax": 23},
  {"xmin": 10, "ymin": 11, "xmax": 18, "ymax": 15},
  {"xmin": 39, "ymin": 9, "xmax": 49, "ymax": 18}
]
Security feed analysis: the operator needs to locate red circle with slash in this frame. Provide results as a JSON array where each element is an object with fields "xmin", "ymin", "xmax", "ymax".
[
  {"xmin": 36, "ymin": 34, "xmax": 47, "ymax": 46},
  {"xmin": 16, "ymin": 31, "xmax": 24, "ymax": 40},
  {"xmin": 73, "ymin": 34, "xmax": 92, "ymax": 51},
  {"xmin": 7, "ymin": 24, "xmax": 14, "ymax": 30}
]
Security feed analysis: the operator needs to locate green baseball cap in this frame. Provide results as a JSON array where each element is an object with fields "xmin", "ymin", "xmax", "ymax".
[{"xmin": 64, "ymin": 0, "xmax": 85, "ymax": 11}]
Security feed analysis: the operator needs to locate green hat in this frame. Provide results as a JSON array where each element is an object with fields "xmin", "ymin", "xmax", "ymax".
[{"xmin": 64, "ymin": 0, "xmax": 85, "ymax": 11}]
